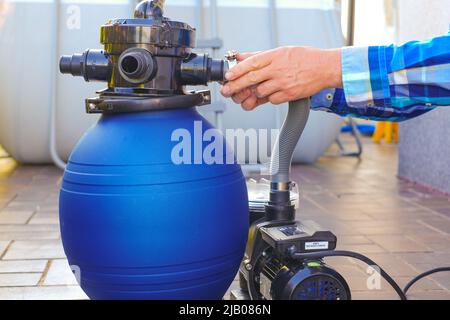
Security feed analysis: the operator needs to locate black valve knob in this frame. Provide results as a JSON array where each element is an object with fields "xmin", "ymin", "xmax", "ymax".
[{"xmin": 134, "ymin": 0, "xmax": 165, "ymax": 19}]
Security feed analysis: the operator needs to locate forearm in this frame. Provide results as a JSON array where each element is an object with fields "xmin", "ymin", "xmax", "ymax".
[
  {"xmin": 319, "ymin": 48, "xmax": 343, "ymax": 90},
  {"xmin": 313, "ymin": 33, "xmax": 450, "ymax": 122}
]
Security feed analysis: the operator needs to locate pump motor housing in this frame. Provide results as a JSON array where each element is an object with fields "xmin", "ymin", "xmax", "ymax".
[{"xmin": 237, "ymin": 209, "xmax": 351, "ymax": 300}]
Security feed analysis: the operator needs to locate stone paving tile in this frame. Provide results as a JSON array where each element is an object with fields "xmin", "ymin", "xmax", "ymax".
[
  {"xmin": 4, "ymin": 202, "xmax": 40, "ymax": 212},
  {"xmin": 37, "ymin": 204, "xmax": 59, "ymax": 213},
  {"xmin": 0, "ymin": 224, "xmax": 60, "ymax": 233},
  {"xmin": 0, "ymin": 286, "xmax": 88, "ymax": 300},
  {"xmin": 331, "ymin": 264, "xmax": 368, "ymax": 279},
  {"xmin": 407, "ymin": 290, "xmax": 450, "ymax": 300},
  {"xmin": 395, "ymin": 277, "xmax": 443, "ymax": 291},
  {"xmin": 397, "ymin": 252, "xmax": 450, "ymax": 267},
  {"xmin": 367, "ymin": 235, "xmax": 432, "ymax": 253},
  {"xmin": 2, "ymin": 240, "xmax": 66, "ymax": 260},
  {"xmin": 429, "ymin": 273, "xmax": 450, "ymax": 291},
  {"xmin": 352, "ymin": 290, "xmax": 402, "ymax": 300},
  {"xmin": 345, "ymin": 275, "xmax": 382, "ymax": 292},
  {"xmin": 0, "ymin": 201, "xmax": 9, "ymax": 210},
  {"xmin": 14, "ymin": 191, "xmax": 51, "ymax": 202},
  {"xmin": 304, "ymin": 218, "xmax": 363, "ymax": 236},
  {"xmin": 353, "ymin": 289, "xmax": 450, "ymax": 300},
  {"xmin": 364, "ymin": 209, "xmax": 434, "ymax": 220},
  {"xmin": 417, "ymin": 217, "xmax": 450, "ymax": 235},
  {"xmin": 328, "ymin": 256, "xmax": 435, "ymax": 294},
  {"xmin": 0, "ymin": 225, "xmax": 61, "ymax": 241},
  {"xmin": 412, "ymin": 198, "xmax": 450, "ymax": 209},
  {"xmin": 28, "ymin": 212, "xmax": 60, "ymax": 225},
  {"xmin": 344, "ymin": 218, "xmax": 425, "ymax": 228},
  {"xmin": 354, "ymin": 225, "xmax": 423, "ymax": 236},
  {"xmin": 353, "ymin": 253, "xmax": 420, "ymax": 277},
  {"xmin": 43, "ymin": 260, "xmax": 78, "ymax": 286},
  {"xmin": 0, "ymin": 232, "xmax": 61, "ymax": 241},
  {"xmin": 400, "ymin": 261, "xmax": 450, "ymax": 291},
  {"xmin": 333, "ymin": 212, "xmax": 374, "ymax": 221},
  {"xmin": 0, "ymin": 260, "xmax": 48, "ymax": 273},
  {"xmin": 0, "ymin": 210, "xmax": 34, "ymax": 224},
  {"xmin": 406, "ymin": 233, "xmax": 450, "ymax": 252},
  {"xmin": 433, "ymin": 208, "xmax": 450, "ymax": 218},
  {"xmin": 338, "ymin": 235, "xmax": 373, "ymax": 245},
  {"xmin": 0, "ymin": 241, "xmax": 10, "ymax": 257},
  {"xmin": 323, "ymin": 256, "xmax": 358, "ymax": 267},
  {"xmin": 0, "ymin": 273, "xmax": 42, "ymax": 287},
  {"xmin": 338, "ymin": 244, "xmax": 387, "ymax": 254}
]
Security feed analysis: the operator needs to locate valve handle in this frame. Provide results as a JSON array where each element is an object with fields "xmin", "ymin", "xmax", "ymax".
[{"xmin": 134, "ymin": 0, "xmax": 165, "ymax": 19}]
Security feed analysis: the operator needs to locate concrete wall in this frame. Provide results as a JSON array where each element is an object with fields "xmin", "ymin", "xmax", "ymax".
[{"xmin": 397, "ymin": 0, "xmax": 450, "ymax": 193}]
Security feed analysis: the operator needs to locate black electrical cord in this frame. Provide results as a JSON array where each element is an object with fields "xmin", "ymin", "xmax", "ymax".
[
  {"xmin": 404, "ymin": 267, "xmax": 450, "ymax": 295},
  {"xmin": 292, "ymin": 251, "xmax": 450, "ymax": 300},
  {"xmin": 291, "ymin": 250, "xmax": 408, "ymax": 300}
]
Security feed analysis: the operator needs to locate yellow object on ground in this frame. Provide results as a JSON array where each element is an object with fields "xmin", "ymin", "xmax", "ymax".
[
  {"xmin": 373, "ymin": 122, "xmax": 399, "ymax": 144},
  {"xmin": 0, "ymin": 145, "xmax": 17, "ymax": 176}
]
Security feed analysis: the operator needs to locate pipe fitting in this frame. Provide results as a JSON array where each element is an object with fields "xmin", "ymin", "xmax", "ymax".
[
  {"xmin": 118, "ymin": 48, "xmax": 157, "ymax": 85},
  {"xmin": 180, "ymin": 53, "xmax": 227, "ymax": 85},
  {"xmin": 60, "ymin": 49, "xmax": 112, "ymax": 82}
]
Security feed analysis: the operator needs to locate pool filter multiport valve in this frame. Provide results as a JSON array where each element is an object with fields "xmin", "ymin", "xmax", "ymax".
[{"xmin": 60, "ymin": 0, "xmax": 230, "ymax": 114}]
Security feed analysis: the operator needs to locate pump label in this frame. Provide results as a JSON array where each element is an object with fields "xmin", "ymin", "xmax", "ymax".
[{"xmin": 305, "ymin": 242, "xmax": 329, "ymax": 250}]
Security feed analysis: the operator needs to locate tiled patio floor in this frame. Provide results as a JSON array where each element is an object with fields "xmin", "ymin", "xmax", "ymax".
[{"xmin": 1, "ymin": 138, "xmax": 450, "ymax": 300}]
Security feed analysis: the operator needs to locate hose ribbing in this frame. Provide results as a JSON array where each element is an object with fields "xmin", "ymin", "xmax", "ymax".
[{"xmin": 270, "ymin": 99, "xmax": 310, "ymax": 183}]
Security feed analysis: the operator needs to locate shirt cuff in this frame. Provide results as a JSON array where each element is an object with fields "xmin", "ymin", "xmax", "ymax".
[
  {"xmin": 341, "ymin": 46, "xmax": 391, "ymax": 109},
  {"xmin": 310, "ymin": 88, "xmax": 335, "ymax": 110},
  {"xmin": 311, "ymin": 88, "xmax": 349, "ymax": 117}
]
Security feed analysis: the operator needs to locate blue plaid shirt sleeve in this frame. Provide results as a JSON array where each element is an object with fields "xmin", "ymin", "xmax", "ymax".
[{"xmin": 311, "ymin": 33, "xmax": 450, "ymax": 122}]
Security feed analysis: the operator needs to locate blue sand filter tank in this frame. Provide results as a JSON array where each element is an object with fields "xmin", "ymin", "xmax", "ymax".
[{"xmin": 59, "ymin": 0, "xmax": 248, "ymax": 300}]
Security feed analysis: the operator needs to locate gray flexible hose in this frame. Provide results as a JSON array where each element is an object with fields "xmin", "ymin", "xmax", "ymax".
[{"xmin": 270, "ymin": 99, "xmax": 310, "ymax": 183}]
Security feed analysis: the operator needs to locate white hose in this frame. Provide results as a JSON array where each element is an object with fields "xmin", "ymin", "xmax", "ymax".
[{"xmin": 270, "ymin": 99, "xmax": 310, "ymax": 183}]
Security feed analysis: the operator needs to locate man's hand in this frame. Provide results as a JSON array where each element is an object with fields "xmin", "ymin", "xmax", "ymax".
[{"xmin": 221, "ymin": 46, "xmax": 342, "ymax": 111}]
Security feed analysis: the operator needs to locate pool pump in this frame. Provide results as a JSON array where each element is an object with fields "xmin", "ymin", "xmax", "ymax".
[
  {"xmin": 237, "ymin": 100, "xmax": 352, "ymax": 300},
  {"xmin": 58, "ymin": 0, "xmax": 248, "ymax": 300},
  {"xmin": 237, "ymin": 100, "xmax": 416, "ymax": 301}
]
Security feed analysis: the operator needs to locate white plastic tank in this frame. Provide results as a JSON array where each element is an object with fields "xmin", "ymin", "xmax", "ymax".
[{"xmin": 0, "ymin": 0, "xmax": 343, "ymax": 164}]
